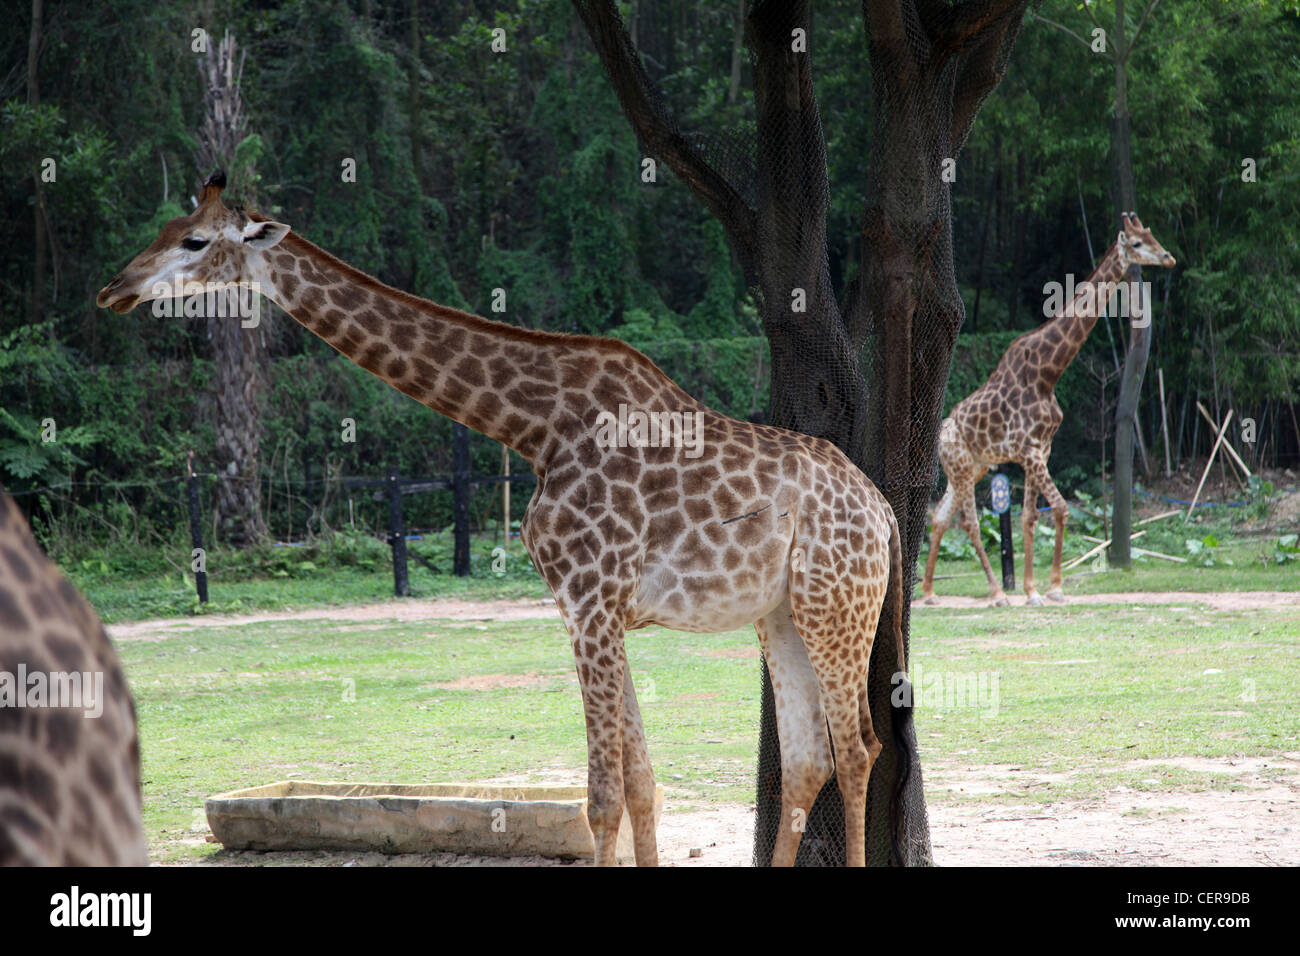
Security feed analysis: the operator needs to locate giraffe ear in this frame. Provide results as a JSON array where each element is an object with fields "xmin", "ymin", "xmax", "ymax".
[{"xmin": 242, "ymin": 220, "xmax": 291, "ymax": 249}]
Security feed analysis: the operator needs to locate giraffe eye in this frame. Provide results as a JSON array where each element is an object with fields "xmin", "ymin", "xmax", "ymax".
[
  {"xmin": 1132, "ymin": 240, "xmax": 1143, "ymax": 247},
  {"xmin": 182, "ymin": 237, "xmax": 209, "ymax": 251}
]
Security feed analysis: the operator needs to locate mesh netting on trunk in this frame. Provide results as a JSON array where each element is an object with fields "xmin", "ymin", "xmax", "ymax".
[{"xmin": 574, "ymin": 0, "xmax": 1027, "ymax": 866}]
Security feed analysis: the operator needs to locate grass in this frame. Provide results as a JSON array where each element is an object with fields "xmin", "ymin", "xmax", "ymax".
[{"xmin": 118, "ymin": 595, "xmax": 1300, "ymax": 863}]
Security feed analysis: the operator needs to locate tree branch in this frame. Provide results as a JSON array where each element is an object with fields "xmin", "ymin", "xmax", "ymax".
[
  {"xmin": 951, "ymin": 2, "xmax": 1031, "ymax": 152},
  {"xmin": 1025, "ymin": 8, "xmax": 1115, "ymax": 62},
  {"xmin": 1127, "ymin": 0, "xmax": 1162, "ymax": 53},
  {"xmin": 1082, "ymin": 0, "xmax": 1106, "ymax": 35},
  {"xmin": 571, "ymin": 0, "xmax": 757, "ymax": 274},
  {"xmin": 1138, "ymin": 9, "xmax": 1242, "ymax": 54},
  {"xmin": 863, "ymin": 0, "xmax": 920, "ymax": 85},
  {"xmin": 930, "ymin": 0, "xmax": 1038, "ymax": 53}
]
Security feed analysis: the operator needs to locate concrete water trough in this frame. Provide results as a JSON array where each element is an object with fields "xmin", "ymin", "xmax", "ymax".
[{"xmin": 205, "ymin": 781, "xmax": 664, "ymax": 861}]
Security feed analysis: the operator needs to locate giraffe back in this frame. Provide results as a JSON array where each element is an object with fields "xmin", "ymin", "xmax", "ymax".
[{"xmin": 0, "ymin": 489, "xmax": 147, "ymax": 866}]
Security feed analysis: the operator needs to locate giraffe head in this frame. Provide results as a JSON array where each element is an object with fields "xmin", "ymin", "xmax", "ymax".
[
  {"xmin": 96, "ymin": 170, "xmax": 291, "ymax": 314},
  {"xmin": 1115, "ymin": 212, "xmax": 1176, "ymax": 270}
]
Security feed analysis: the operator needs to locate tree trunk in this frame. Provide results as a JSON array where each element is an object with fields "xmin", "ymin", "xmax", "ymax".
[
  {"xmin": 728, "ymin": 0, "xmax": 745, "ymax": 105},
  {"xmin": 196, "ymin": 31, "xmax": 268, "ymax": 547},
  {"xmin": 27, "ymin": 0, "xmax": 47, "ymax": 330},
  {"xmin": 575, "ymin": 0, "xmax": 1030, "ymax": 866},
  {"xmin": 211, "ymin": 312, "xmax": 268, "ymax": 547},
  {"xmin": 1109, "ymin": 0, "xmax": 1142, "ymax": 569}
]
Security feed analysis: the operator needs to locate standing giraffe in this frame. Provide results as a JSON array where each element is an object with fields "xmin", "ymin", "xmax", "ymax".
[
  {"xmin": 0, "ymin": 486, "xmax": 148, "ymax": 865},
  {"xmin": 921, "ymin": 213, "xmax": 1176, "ymax": 606},
  {"xmin": 97, "ymin": 172, "xmax": 912, "ymax": 867}
]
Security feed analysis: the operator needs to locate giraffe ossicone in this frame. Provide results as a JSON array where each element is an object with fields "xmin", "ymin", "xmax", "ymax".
[
  {"xmin": 98, "ymin": 170, "xmax": 914, "ymax": 866},
  {"xmin": 921, "ymin": 213, "xmax": 1176, "ymax": 607}
]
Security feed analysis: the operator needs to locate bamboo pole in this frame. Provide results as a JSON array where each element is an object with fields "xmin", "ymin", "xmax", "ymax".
[
  {"xmin": 1132, "ymin": 546, "xmax": 1187, "ymax": 563},
  {"xmin": 1066, "ymin": 530, "xmax": 1147, "ymax": 571},
  {"xmin": 1158, "ymin": 368, "xmax": 1171, "ymax": 477},
  {"xmin": 1196, "ymin": 401, "xmax": 1252, "ymax": 482},
  {"xmin": 1187, "ymin": 409, "xmax": 1234, "ymax": 518},
  {"xmin": 1063, "ymin": 538, "xmax": 1111, "ymax": 571},
  {"xmin": 1136, "ymin": 509, "xmax": 1180, "ymax": 526}
]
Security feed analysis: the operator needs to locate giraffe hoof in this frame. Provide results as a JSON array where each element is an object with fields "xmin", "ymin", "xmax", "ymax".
[
  {"xmin": 991, "ymin": 594, "xmax": 1010, "ymax": 608},
  {"xmin": 1046, "ymin": 589, "xmax": 1066, "ymax": 604},
  {"xmin": 922, "ymin": 594, "xmax": 939, "ymax": 606},
  {"xmin": 1026, "ymin": 592, "xmax": 1044, "ymax": 607}
]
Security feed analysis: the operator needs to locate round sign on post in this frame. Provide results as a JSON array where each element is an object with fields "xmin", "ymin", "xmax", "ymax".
[
  {"xmin": 990, "ymin": 473, "xmax": 1011, "ymax": 515},
  {"xmin": 992, "ymin": 469, "xmax": 1015, "ymax": 592}
]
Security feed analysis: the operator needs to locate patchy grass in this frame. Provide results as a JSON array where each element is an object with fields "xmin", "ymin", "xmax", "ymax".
[{"xmin": 119, "ymin": 596, "xmax": 1299, "ymax": 863}]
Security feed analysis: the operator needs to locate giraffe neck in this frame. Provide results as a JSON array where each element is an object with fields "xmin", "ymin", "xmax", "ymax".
[
  {"xmin": 250, "ymin": 231, "xmax": 687, "ymax": 467},
  {"xmin": 1031, "ymin": 242, "xmax": 1130, "ymax": 388}
]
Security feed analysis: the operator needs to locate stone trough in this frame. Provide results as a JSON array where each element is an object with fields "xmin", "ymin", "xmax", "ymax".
[{"xmin": 205, "ymin": 781, "xmax": 664, "ymax": 861}]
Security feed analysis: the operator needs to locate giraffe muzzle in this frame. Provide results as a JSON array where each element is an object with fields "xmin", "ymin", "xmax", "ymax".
[{"xmin": 96, "ymin": 276, "xmax": 140, "ymax": 313}]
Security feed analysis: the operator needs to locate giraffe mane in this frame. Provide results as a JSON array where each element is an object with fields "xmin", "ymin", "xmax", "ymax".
[{"xmin": 242, "ymin": 209, "xmax": 691, "ymax": 397}]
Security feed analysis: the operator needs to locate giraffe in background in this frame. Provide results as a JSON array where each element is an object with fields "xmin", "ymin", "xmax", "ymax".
[{"xmin": 921, "ymin": 213, "xmax": 1176, "ymax": 606}]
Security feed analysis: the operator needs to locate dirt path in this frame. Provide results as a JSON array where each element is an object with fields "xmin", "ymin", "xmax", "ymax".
[
  {"xmin": 109, "ymin": 596, "xmax": 563, "ymax": 641},
  {"xmin": 913, "ymin": 590, "xmax": 1300, "ymax": 612},
  {"xmin": 175, "ymin": 752, "xmax": 1300, "ymax": 866},
  {"xmin": 109, "ymin": 589, "xmax": 1299, "ymax": 642}
]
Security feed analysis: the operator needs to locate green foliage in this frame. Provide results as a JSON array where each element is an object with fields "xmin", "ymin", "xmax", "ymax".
[
  {"xmin": 1185, "ymin": 535, "xmax": 1232, "ymax": 568},
  {"xmin": 1275, "ymin": 534, "xmax": 1300, "ymax": 564},
  {"xmin": 3, "ymin": 0, "xmax": 1299, "ymax": 558}
]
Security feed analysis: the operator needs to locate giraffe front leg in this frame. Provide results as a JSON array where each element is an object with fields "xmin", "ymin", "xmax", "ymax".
[
  {"xmin": 569, "ymin": 626, "xmax": 629, "ymax": 867},
  {"xmin": 619, "ymin": 668, "xmax": 659, "ymax": 866},
  {"xmin": 957, "ymin": 486, "xmax": 1008, "ymax": 607},
  {"xmin": 1023, "ymin": 454, "xmax": 1068, "ymax": 603},
  {"xmin": 1021, "ymin": 475, "xmax": 1043, "ymax": 606}
]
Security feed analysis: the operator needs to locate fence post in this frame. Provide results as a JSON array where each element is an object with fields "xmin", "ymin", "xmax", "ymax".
[
  {"xmin": 387, "ymin": 469, "xmax": 409, "ymax": 597},
  {"xmin": 186, "ymin": 451, "xmax": 208, "ymax": 604},
  {"xmin": 453, "ymin": 423, "xmax": 471, "ymax": 577}
]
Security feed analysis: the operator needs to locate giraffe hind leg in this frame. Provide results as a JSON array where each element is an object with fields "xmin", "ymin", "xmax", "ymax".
[
  {"xmin": 1022, "ymin": 453, "xmax": 1069, "ymax": 603},
  {"xmin": 755, "ymin": 599, "xmax": 834, "ymax": 867},
  {"xmin": 921, "ymin": 484, "xmax": 956, "ymax": 604},
  {"xmin": 786, "ymin": 534, "xmax": 888, "ymax": 867}
]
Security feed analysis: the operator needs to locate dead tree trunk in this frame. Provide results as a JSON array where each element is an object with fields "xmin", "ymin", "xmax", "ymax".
[{"xmin": 196, "ymin": 30, "xmax": 267, "ymax": 547}]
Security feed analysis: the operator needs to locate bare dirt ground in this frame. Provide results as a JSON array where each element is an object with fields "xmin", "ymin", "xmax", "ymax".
[
  {"xmin": 912, "ymin": 590, "xmax": 1300, "ymax": 612},
  {"xmin": 110, "ymin": 597, "xmax": 564, "ymax": 641},
  {"xmin": 141, "ymin": 590, "xmax": 1299, "ymax": 867},
  {"xmin": 178, "ymin": 751, "xmax": 1300, "ymax": 866},
  {"xmin": 109, "ymin": 589, "xmax": 1300, "ymax": 643}
]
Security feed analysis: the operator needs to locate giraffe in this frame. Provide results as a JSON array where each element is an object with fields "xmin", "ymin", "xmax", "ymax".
[
  {"xmin": 921, "ymin": 213, "xmax": 1176, "ymax": 607},
  {"xmin": 97, "ymin": 171, "xmax": 913, "ymax": 867},
  {"xmin": 0, "ymin": 485, "xmax": 149, "ymax": 865}
]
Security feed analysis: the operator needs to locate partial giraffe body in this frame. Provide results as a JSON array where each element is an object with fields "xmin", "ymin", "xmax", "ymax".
[
  {"xmin": 921, "ymin": 213, "xmax": 1176, "ymax": 607},
  {"xmin": 98, "ymin": 170, "xmax": 914, "ymax": 866},
  {"xmin": 0, "ymin": 487, "xmax": 148, "ymax": 866}
]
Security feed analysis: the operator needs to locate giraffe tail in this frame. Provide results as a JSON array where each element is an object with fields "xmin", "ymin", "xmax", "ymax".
[{"xmin": 886, "ymin": 508, "xmax": 914, "ymax": 866}]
